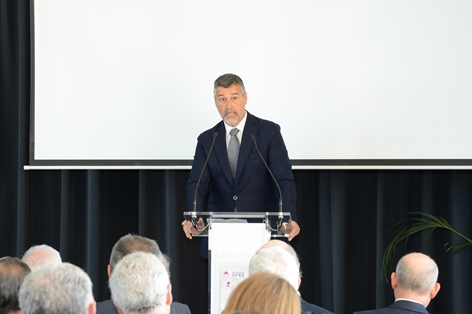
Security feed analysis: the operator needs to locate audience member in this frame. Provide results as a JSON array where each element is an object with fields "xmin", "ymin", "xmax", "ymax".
[
  {"xmin": 18, "ymin": 262, "xmax": 95, "ymax": 314},
  {"xmin": 109, "ymin": 251, "xmax": 172, "ymax": 314},
  {"xmin": 222, "ymin": 271, "xmax": 301, "ymax": 314},
  {"xmin": 353, "ymin": 252, "xmax": 440, "ymax": 314},
  {"xmin": 96, "ymin": 234, "xmax": 190, "ymax": 314},
  {"xmin": 250, "ymin": 240, "xmax": 333, "ymax": 314},
  {"xmin": 0, "ymin": 257, "xmax": 31, "ymax": 314},
  {"xmin": 21, "ymin": 244, "xmax": 62, "ymax": 271}
]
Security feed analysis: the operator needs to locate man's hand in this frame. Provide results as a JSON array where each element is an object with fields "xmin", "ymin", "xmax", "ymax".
[
  {"xmin": 181, "ymin": 218, "xmax": 205, "ymax": 239},
  {"xmin": 280, "ymin": 219, "xmax": 300, "ymax": 241}
]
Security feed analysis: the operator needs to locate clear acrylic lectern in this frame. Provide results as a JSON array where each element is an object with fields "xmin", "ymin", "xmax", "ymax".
[{"xmin": 183, "ymin": 211, "xmax": 293, "ymax": 314}]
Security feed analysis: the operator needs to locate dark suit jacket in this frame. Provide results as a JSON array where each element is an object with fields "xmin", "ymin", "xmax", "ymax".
[
  {"xmin": 301, "ymin": 297, "xmax": 333, "ymax": 314},
  {"xmin": 353, "ymin": 300, "xmax": 429, "ymax": 314},
  {"xmin": 96, "ymin": 299, "xmax": 191, "ymax": 314},
  {"xmin": 187, "ymin": 112, "xmax": 297, "ymax": 219}
]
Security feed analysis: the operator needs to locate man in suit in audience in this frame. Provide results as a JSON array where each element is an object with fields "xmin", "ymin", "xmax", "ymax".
[
  {"xmin": 0, "ymin": 257, "xmax": 31, "ymax": 314},
  {"xmin": 249, "ymin": 240, "xmax": 333, "ymax": 314},
  {"xmin": 96, "ymin": 234, "xmax": 191, "ymax": 314},
  {"xmin": 353, "ymin": 252, "xmax": 440, "ymax": 314},
  {"xmin": 19, "ymin": 262, "xmax": 96, "ymax": 314},
  {"xmin": 21, "ymin": 244, "xmax": 62, "ymax": 271},
  {"xmin": 110, "ymin": 252, "xmax": 172, "ymax": 314}
]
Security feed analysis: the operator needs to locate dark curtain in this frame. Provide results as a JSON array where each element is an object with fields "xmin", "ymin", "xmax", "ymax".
[{"xmin": 1, "ymin": 1, "xmax": 471, "ymax": 313}]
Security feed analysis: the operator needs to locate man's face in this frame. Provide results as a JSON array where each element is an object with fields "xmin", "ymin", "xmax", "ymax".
[{"xmin": 214, "ymin": 83, "xmax": 247, "ymax": 127}]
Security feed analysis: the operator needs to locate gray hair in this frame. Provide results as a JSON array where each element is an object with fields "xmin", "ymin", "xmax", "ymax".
[
  {"xmin": 249, "ymin": 246, "xmax": 299, "ymax": 290},
  {"xmin": 19, "ymin": 263, "xmax": 94, "ymax": 314},
  {"xmin": 396, "ymin": 252, "xmax": 439, "ymax": 295},
  {"xmin": 0, "ymin": 257, "xmax": 31, "ymax": 313},
  {"xmin": 213, "ymin": 73, "xmax": 246, "ymax": 95},
  {"xmin": 109, "ymin": 251, "xmax": 170, "ymax": 314},
  {"xmin": 22, "ymin": 244, "xmax": 62, "ymax": 272},
  {"xmin": 109, "ymin": 234, "xmax": 170, "ymax": 277}
]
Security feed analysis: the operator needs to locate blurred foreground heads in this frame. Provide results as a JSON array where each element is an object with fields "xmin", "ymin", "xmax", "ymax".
[
  {"xmin": 0, "ymin": 257, "xmax": 31, "ymax": 314},
  {"xmin": 250, "ymin": 240, "xmax": 333, "ymax": 314},
  {"xmin": 109, "ymin": 251, "xmax": 172, "ymax": 314},
  {"xmin": 21, "ymin": 244, "xmax": 62, "ymax": 272},
  {"xmin": 222, "ymin": 271, "xmax": 301, "ymax": 314},
  {"xmin": 19, "ymin": 262, "xmax": 96, "ymax": 314},
  {"xmin": 96, "ymin": 234, "xmax": 190, "ymax": 314}
]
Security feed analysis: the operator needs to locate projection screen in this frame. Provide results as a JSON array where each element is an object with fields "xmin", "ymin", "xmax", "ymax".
[{"xmin": 28, "ymin": 0, "xmax": 472, "ymax": 169}]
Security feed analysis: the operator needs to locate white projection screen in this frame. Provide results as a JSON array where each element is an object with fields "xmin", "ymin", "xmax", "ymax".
[{"xmin": 29, "ymin": 0, "xmax": 472, "ymax": 169}]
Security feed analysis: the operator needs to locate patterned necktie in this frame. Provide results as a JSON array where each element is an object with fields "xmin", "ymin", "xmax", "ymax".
[{"xmin": 228, "ymin": 128, "xmax": 240, "ymax": 178}]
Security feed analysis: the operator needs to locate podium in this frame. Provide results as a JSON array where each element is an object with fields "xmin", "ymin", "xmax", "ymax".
[{"xmin": 183, "ymin": 211, "xmax": 292, "ymax": 314}]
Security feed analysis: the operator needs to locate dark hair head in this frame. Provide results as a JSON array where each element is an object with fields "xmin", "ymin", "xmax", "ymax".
[
  {"xmin": 0, "ymin": 257, "xmax": 32, "ymax": 313},
  {"xmin": 214, "ymin": 73, "xmax": 246, "ymax": 95},
  {"xmin": 109, "ymin": 234, "xmax": 170, "ymax": 275}
]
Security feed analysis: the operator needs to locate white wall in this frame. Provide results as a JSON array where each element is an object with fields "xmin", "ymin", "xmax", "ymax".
[{"xmin": 32, "ymin": 0, "xmax": 472, "ymax": 167}]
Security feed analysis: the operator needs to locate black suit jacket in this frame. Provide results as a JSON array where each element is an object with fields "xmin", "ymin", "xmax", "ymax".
[
  {"xmin": 186, "ymin": 112, "xmax": 297, "ymax": 219},
  {"xmin": 301, "ymin": 297, "xmax": 333, "ymax": 314},
  {"xmin": 353, "ymin": 300, "xmax": 429, "ymax": 314},
  {"xmin": 96, "ymin": 299, "xmax": 191, "ymax": 314}
]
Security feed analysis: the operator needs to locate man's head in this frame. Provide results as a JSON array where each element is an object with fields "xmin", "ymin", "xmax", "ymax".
[
  {"xmin": 214, "ymin": 73, "xmax": 247, "ymax": 127},
  {"xmin": 249, "ymin": 246, "xmax": 299, "ymax": 291},
  {"xmin": 18, "ymin": 263, "xmax": 95, "ymax": 314},
  {"xmin": 391, "ymin": 252, "xmax": 441, "ymax": 308},
  {"xmin": 21, "ymin": 244, "xmax": 62, "ymax": 272},
  {"xmin": 109, "ymin": 251, "xmax": 172, "ymax": 314},
  {"xmin": 260, "ymin": 240, "xmax": 300, "ymax": 266},
  {"xmin": 258, "ymin": 240, "xmax": 301, "ymax": 287},
  {"xmin": 0, "ymin": 257, "xmax": 31, "ymax": 314},
  {"xmin": 108, "ymin": 234, "xmax": 169, "ymax": 278}
]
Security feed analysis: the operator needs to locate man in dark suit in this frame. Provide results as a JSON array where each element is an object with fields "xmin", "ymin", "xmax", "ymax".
[
  {"xmin": 353, "ymin": 252, "xmax": 441, "ymax": 314},
  {"xmin": 96, "ymin": 234, "xmax": 191, "ymax": 314},
  {"xmin": 250, "ymin": 240, "xmax": 333, "ymax": 314},
  {"xmin": 182, "ymin": 73, "xmax": 300, "ymax": 242}
]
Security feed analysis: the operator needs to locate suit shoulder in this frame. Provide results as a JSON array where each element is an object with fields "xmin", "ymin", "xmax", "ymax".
[
  {"xmin": 246, "ymin": 112, "xmax": 281, "ymax": 135},
  {"xmin": 300, "ymin": 297, "xmax": 333, "ymax": 314},
  {"xmin": 171, "ymin": 302, "xmax": 191, "ymax": 314},
  {"xmin": 197, "ymin": 121, "xmax": 223, "ymax": 140}
]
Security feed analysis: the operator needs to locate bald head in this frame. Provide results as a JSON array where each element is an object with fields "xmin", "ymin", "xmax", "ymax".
[
  {"xmin": 22, "ymin": 245, "xmax": 62, "ymax": 272},
  {"xmin": 260, "ymin": 240, "xmax": 299, "ymax": 264},
  {"xmin": 395, "ymin": 252, "xmax": 438, "ymax": 294},
  {"xmin": 392, "ymin": 252, "xmax": 440, "ymax": 307},
  {"xmin": 249, "ymin": 246, "xmax": 299, "ymax": 291}
]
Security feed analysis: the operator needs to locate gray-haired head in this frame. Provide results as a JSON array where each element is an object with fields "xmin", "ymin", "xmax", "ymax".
[
  {"xmin": 395, "ymin": 252, "xmax": 439, "ymax": 295},
  {"xmin": 249, "ymin": 246, "xmax": 299, "ymax": 291},
  {"xmin": 259, "ymin": 240, "xmax": 302, "ymax": 278},
  {"xmin": 0, "ymin": 257, "xmax": 31, "ymax": 314},
  {"xmin": 109, "ymin": 234, "xmax": 170, "ymax": 276},
  {"xmin": 22, "ymin": 244, "xmax": 62, "ymax": 272},
  {"xmin": 109, "ymin": 251, "xmax": 171, "ymax": 314},
  {"xmin": 19, "ymin": 262, "xmax": 94, "ymax": 314},
  {"xmin": 213, "ymin": 73, "xmax": 246, "ymax": 96}
]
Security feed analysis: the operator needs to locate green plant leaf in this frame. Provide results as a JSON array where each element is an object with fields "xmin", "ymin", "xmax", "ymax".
[{"xmin": 382, "ymin": 212, "xmax": 472, "ymax": 282}]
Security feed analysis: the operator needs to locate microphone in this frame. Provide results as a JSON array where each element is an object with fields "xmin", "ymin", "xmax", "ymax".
[
  {"xmin": 251, "ymin": 134, "xmax": 284, "ymax": 230},
  {"xmin": 192, "ymin": 132, "xmax": 218, "ymax": 229}
]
